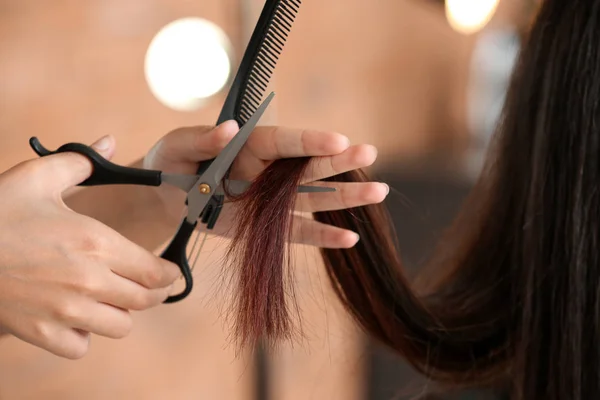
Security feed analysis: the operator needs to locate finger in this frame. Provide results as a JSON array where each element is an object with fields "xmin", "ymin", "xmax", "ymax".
[
  {"xmin": 300, "ymin": 144, "xmax": 378, "ymax": 183},
  {"xmin": 27, "ymin": 135, "xmax": 117, "ymax": 194},
  {"xmin": 158, "ymin": 121, "xmax": 239, "ymax": 162},
  {"xmin": 204, "ymin": 203, "xmax": 361, "ymax": 248},
  {"xmin": 112, "ymin": 256, "xmax": 180, "ymax": 291},
  {"xmin": 10, "ymin": 318, "xmax": 91, "ymax": 360},
  {"xmin": 245, "ymin": 127, "xmax": 350, "ymax": 160},
  {"xmin": 65, "ymin": 301, "xmax": 133, "ymax": 339},
  {"xmin": 28, "ymin": 152, "xmax": 94, "ymax": 194},
  {"xmin": 90, "ymin": 135, "xmax": 116, "ymax": 160},
  {"xmin": 101, "ymin": 272, "xmax": 173, "ymax": 311},
  {"xmin": 106, "ymin": 236, "xmax": 181, "ymax": 290},
  {"xmin": 290, "ymin": 215, "xmax": 360, "ymax": 248},
  {"xmin": 47, "ymin": 326, "xmax": 91, "ymax": 360},
  {"xmin": 294, "ymin": 182, "xmax": 389, "ymax": 213}
]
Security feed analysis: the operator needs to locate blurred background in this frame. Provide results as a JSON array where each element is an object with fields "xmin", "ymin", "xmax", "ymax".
[{"xmin": 0, "ymin": 0, "xmax": 538, "ymax": 399}]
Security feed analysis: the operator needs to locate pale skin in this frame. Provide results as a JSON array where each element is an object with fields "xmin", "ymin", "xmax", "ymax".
[{"xmin": 0, "ymin": 120, "xmax": 388, "ymax": 360}]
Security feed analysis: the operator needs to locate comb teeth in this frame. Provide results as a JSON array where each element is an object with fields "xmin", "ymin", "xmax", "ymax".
[{"xmin": 238, "ymin": 0, "xmax": 302, "ymax": 124}]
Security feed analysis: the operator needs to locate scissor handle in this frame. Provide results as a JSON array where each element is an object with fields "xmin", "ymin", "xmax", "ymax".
[
  {"xmin": 30, "ymin": 136, "xmax": 195, "ymax": 302},
  {"xmin": 161, "ymin": 217, "xmax": 196, "ymax": 303},
  {"xmin": 29, "ymin": 137, "xmax": 162, "ymax": 187},
  {"xmin": 160, "ymin": 181, "xmax": 223, "ymax": 304}
]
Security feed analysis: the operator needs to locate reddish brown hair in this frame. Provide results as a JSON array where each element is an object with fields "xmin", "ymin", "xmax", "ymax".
[{"xmin": 222, "ymin": 1, "xmax": 600, "ymax": 398}]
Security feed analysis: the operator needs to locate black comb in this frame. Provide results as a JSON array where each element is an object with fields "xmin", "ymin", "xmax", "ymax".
[
  {"xmin": 217, "ymin": 0, "xmax": 302, "ymax": 126},
  {"xmin": 160, "ymin": 0, "xmax": 303, "ymax": 304},
  {"xmin": 197, "ymin": 0, "xmax": 302, "ymax": 229}
]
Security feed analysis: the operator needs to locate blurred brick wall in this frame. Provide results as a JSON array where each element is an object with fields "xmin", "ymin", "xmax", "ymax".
[
  {"xmin": 275, "ymin": 0, "xmax": 474, "ymax": 165},
  {"xmin": 0, "ymin": 0, "xmax": 240, "ymax": 170}
]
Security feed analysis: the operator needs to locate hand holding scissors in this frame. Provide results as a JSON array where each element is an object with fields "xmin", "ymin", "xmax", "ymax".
[{"xmin": 29, "ymin": 93, "xmax": 335, "ymax": 302}]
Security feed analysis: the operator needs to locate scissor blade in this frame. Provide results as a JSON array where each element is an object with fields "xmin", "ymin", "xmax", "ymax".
[
  {"xmin": 183, "ymin": 92, "xmax": 275, "ymax": 223},
  {"xmin": 296, "ymin": 185, "xmax": 336, "ymax": 193},
  {"xmin": 216, "ymin": 179, "xmax": 336, "ymax": 195},
  {"xmin": 199, "ymin": 92, "xmax": 275, "ymax": 188},
  {"xmin": 161, "ymin": 173, "xmax": 201, "ymax": 192}
]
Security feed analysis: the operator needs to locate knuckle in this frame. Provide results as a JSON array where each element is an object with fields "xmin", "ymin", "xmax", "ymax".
[
  {"xmin": 29, "ymin": 319, "xmax": 90, "ymax": 360},
  {"xmin": 267, "ymin": 127, "xmax": 281, "ymax": 158},
  {"xmin": 80, "ymin": 274, "xmax": 101, "ymax": 295},
  {"xmin": 31, "ymin": 320, "xmax": 54, "ymax": 343},
  {"xmin": 59, "ymin": 232, "xmax": 104, "ymax": 264},
  {"xmin": 59, "ymin": 224, "xmax": 112, "ymax": 270},
  {"xmin": 77, "ymin": 230, "xmax": 107, "ymax": 254},
  {"xmin": 53, "ymin": 301, "xmax": 82, "ymax": 322},
  {"xmin": 299, "ymin": 129, "xmax": 311, "ymax": 155},
  {"xmin": 142, "ymin": 266, "xmax": 165, "ymax": 289},
  {"xmin": 67, "ymin": 268, "xmax": 101, "ymax": 296},
  {"xmin": 337, "ymin": 186, "xmax": 351, "ymax": 209},
  {"xmin": 328, "ymin": 155, "xmax": 339, "ymax": 175},
  {"xmin": 129, "ymin": 290, "xmax": 154, "ymax": 310}
]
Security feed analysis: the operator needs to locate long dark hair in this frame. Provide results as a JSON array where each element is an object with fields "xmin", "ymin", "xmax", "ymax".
[{"xmin": 221, "ymin": 1, "xmax": 600, "ymax": 398}]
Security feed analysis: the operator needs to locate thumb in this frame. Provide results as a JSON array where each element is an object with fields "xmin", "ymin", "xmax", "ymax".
[
  {"xmin": 90, "ymin": 135, "xmax": 116, "ymax": 160},
  {"xmin": 32, "ymin": 135, "xmax": 117, "ymax": 193}
]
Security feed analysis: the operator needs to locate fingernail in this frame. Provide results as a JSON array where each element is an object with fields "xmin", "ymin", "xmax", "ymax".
[
  {"xmin": 219, "ymin": 120, "xmax": 239, "ymax": 132},
  {"xmin": 368, "ymin": 145, "xmax": 378, "ymax": 157},
  {"xmin": 383, "ymin": 183, "xmax": 390, "ymax": 195},
  {"xmin": 93, "ymin": 135, "xmax": 111, "ymax": 151},
  {"xmin": 337, "ymin": 134, "xmax": 350, "ymax": 148}
]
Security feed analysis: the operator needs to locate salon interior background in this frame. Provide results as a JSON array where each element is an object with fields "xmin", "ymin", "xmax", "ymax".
[{"xmin": 0, "ymin": 0, "xmax": 537, "ymax": 399}]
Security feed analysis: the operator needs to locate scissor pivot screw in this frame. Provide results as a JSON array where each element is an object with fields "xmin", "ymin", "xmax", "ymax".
[{"xmin": 198, "ymin": 183, "xmax": 211, "ymax": 194}]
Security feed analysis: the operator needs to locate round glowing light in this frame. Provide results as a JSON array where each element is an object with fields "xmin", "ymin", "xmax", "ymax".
[
  {"xmin": 144, "ymin": 17, "xmax": 232, "ymax": 111},
  {"xmin": 445, "ymin": 0, "xmax": 500, "ymax": 35}
]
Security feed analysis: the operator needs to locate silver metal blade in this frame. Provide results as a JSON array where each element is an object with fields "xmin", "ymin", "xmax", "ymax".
[
  {"xmin": 294, "ymin": 185, "xmax": 337, "ymax": 193},
  {"xmin": 200, "ymin": 92, "xmax": 275, "ymax": 187},
  {"xmin": 183, "ymin": 92, "xmax": 275, "ymax": 223},
  {"xmin": 215, "ymin": 179, "xmax": 337, "ymax": 195},
  {"xmin": 161, "ymin": 173, "xmax": 200, "ymax": 192}
]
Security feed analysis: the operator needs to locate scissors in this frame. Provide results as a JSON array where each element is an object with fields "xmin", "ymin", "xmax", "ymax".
[{"xmin": 28, "ymin": 92, "xmax": 335, "ymax": 302}]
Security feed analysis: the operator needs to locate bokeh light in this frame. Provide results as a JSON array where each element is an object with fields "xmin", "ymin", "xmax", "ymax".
[
  {"xmin": 445, "ymin": 0, "xmax": 500, "ymax": 34},
  {"xmin": 144, "ymin": 17, "xmax": 232, "ymax": 111}
]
